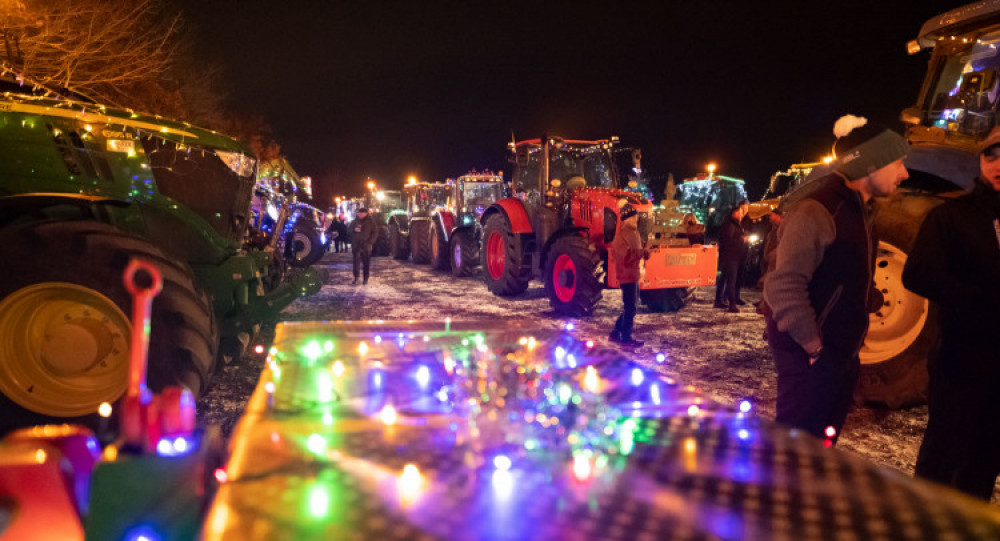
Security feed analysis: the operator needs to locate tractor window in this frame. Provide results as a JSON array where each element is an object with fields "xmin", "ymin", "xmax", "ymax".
[
  {"xmin": 461, "ymin": 182, "xmax": 503, "ymax": 216},
  {"xmin": 141, "ymin": 136, "xmax": 255, "ymax": 244},
  {"xmin": 549, "ymin": 149, "xmax": 614, "ymax": 188},
  {"xmin": 925, "ymin": 30, "xmax": 1000, "ymax": 137}
]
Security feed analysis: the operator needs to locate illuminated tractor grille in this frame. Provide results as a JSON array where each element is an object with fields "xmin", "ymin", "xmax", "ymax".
[{"xmin": 638, "ymin": 212, "xmax": 651, "ymax": 243}]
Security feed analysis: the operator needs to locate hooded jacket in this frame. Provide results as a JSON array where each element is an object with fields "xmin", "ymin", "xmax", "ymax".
[{"xmin": 610, "ymin": 221, "xmax": 647, "ymax": 283}]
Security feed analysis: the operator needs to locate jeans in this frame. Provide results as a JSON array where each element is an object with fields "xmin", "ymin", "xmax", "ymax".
[{"xmin": 613, "ymin": 282, "xmax": 638, "ymax": 340}]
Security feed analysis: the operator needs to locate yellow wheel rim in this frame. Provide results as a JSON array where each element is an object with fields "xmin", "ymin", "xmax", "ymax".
[
  {"xmin": 0, "ymin": 282, "xmax": 131, "ymax": 416},
  {"xmin": 861, "ymin": 242, "xmax": 929, "ymax": 365}
]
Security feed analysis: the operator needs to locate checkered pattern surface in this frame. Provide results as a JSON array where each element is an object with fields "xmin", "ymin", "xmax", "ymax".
[{"xmin": 205, "ymin": 322, "xmax": 1000, "ymax": 540}]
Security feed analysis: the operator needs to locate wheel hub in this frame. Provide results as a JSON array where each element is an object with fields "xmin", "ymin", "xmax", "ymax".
[
  {"xmin": 0, "ymin": 282, "xmax": 131, "ymax": 417},
  {"xmin": 861, "ymin": 241, "xmax": 929, "ymax": 365},
  {"xmin": 41, "ymin": 319, "xmax": 111, "ymax": 375},
  {"xmin": 486, "ymin": 232, "xmax": 505, "ymax": 280},
  {"xmin": 552, "ymin": 254, "xmax": 577, "ymax": 303}
]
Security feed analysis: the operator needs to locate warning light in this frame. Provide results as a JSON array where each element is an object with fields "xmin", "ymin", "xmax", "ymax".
[{"xmin": 254, "ymin": 345, "xmax": 265, "ymax": 354}]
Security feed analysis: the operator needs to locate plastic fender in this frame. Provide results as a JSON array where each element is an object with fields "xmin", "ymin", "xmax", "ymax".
[
  {"xmin": 635, "ymin": 244, "xmax": 719, "ymax": 290},
  {"xmin": 435, "ymin": 211, "xmax": 455, "ymax": 242},
  {"xmin": 487, "ymin": 199, "xmax": 533, "ymax": 234}
]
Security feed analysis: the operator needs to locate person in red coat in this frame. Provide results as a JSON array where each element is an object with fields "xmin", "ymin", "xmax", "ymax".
[{"xmin": 609, "ymin": 204, "xmax": 650, "ymax": 347}]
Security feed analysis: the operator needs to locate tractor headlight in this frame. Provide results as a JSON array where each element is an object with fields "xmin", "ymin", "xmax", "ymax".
[{"xmin": 217, "ymin": 151, "xmax": 256, "ymax": 177}]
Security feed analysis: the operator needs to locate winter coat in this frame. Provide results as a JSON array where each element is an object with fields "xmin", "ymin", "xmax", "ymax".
[
  {"xmin": 902, "ymin": 179, "xmax": 1000, "ymax": 376},
  {"xmin": 763, "ymin": 174, "xmax": 876, "ymax": 355},
  {"xmin": 610, "ymin": 222, "xmax": 648, "ymax": 283},
  {"xmin": 349, "ymin": 215, "xmax": 378, "ymax": 251},
  {"xmin": 717, "ymin": 215, "xmax": 748, "ymax": 265}
]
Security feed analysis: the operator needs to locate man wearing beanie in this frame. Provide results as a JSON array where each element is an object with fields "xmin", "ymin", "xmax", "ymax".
[
  {"xmin": 609, "ymin": 203, "xmax": 650, "ymax": 347},
  {"xmin": 349, "ymin": 208, "xmax": 378, "ymax": 285},
  {"xmin": 715, "ymin": 199, "xmax": 750, "ymax": 312},
  {"xmin": 763, "ymin": 115, "xmax": 909, "ymax": 443},
  {"xmin": 902, "ymin": 126, "xmax": 1000, "ymax": 501}
]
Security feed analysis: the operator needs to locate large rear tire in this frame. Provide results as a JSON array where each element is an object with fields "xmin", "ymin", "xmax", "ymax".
[
  {"xmin": 429, "ymin": 220, "xmax": 451, "ymax": 271},
  {"xmin": 288, "ymin": 221, "xmax": 325, "ymax": 267},
  {"xmin": 450, "ymin": 228, "xmax": 479, "ymax": 277},
  {"xmin": 372, "ymin": 222, "xmax": 391, "ymax": 257},
  {"xmin": 481, "ymin": 213, "xmax": 530, "ymax": 296},
  {"xmin": 639, "ymin": 287, "xmax": 690, "ymax": 313},
  {"xmin": 410, "ymin": 219, "xmax": 432, "ymax": 264},
  {"xmin": 0, "ymin": 220, "xmax": 218, "ymax": 433},
  {"xmin": 544, "ymin": 233, "xmax": 602, "ymax": 316},
  {"xmin": 855, "ymin": 196, "xmax": 942, "ymax": 408},
  {"xmin": 389, "ymin": 220, "xmax": 410, "ymax": 261}
]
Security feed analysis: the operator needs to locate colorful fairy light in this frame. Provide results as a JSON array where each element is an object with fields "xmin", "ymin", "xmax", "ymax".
[
  {"xmin": 379, "ymin": 404, "xmax": 398, "ymax": 425},
  {"xmin": 655, "ymin": 352, "xmax": 666, "ymax": 363},
  {"xmin": 739, "ymin": 400, "xmax": 752, "ymax": 413}
]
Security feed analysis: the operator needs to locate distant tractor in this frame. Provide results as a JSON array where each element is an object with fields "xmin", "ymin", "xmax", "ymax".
[
  {"xmin": 387, "ymin": 182, "xmax": 452, "ymax": 264},
  {"xmin": 674, "ymin": 171, "xmax": 750, "ymax": 237},
  {"xmin": 481, "ymin": 136, "xmax": 718, "ymax": 316},
  {"xmin": 423, "ymin": 172, "xmax": 506, "ymax": 276},
  {"xmin": 363, "ymin": 189, "xmax": 405, "ymax": 256}
]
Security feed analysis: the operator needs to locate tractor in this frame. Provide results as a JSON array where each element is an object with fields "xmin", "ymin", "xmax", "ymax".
[
  {"xmin": 387, "ymin": 181, "xmax": 452, "ymax": 264},
  {"xmin": 363, "ymin": 188, "xmax": 406, "ymax": 256},
  {"xmin": 0, "ymin": 89, "xmax": 323, "ymax": 433},
  {"xmin": 481, "ymin": 136, "xmax": 718, "ymax": 316},
  {"xmin": 423, "ymin": 171, "xmax": 506, "ymax": 276}
]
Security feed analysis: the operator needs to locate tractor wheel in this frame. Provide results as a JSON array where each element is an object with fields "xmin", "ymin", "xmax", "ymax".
[
  {"xmin": 639, "ymin": 287, "xmax": 690, "ymax": 313},
  {"xmin": 0, "ymin": 220, "xmax": 218, "ymax": 433},
  {"xmin": 389, "ymin": 220, "xmax": 410, "ymax": 260},
  {"xmin": 373, "ymin": 222, "xmax": 391, "ymax": 257},
  {"xmin": 855, "ymin": 201, "xmax": 940, "ymax": 408},
  {"xmin": 450, "ymin": 229, "xmax": 479, "ymax": 277},
  {"xmin": 481, "ymin": 213, "xmax": 530, "ymax": 296},
  {"xmin": 410, "ymin": 219, "xmax": 432, "ymax": 264},
  {"xmin": 288, "ymin": 221, "xmax": 325, "ymax": 267},
  {"xmin": 544, "ymin": 233, "xmax": 602, "ymax": 316},
  {"xmin": 429, "ymin": 221, "xmax": 451, "ymax": 271}
]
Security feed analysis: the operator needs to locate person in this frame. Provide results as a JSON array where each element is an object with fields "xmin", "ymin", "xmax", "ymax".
[
  {"xmin": 759, "ymin": 209, "xmax": 783, "ymax": 279},
  {"xmin": 902, "ymin": 126, "xmax": 1000, "ymax": 501},
  {"xmin": 682, "ymin": 213, "xmax": 706, "ymax": 245},
  {"xmin": 763, "ymin": 114, "xmax": 909, "ymax": 444},
  {"xmin": 714, "ymin": 200, "xmax": 749, "ymax": 312},
  {"xmin": 349, "ymin": 208, "xmax": 377, "ymax": 285},
  {"xmin": 335, "ymin": 215, "xmax": 349, "ymax": 253},
  {"xmin": 609, "ymin": 204, "xmax": 650, "ymax": 347}
]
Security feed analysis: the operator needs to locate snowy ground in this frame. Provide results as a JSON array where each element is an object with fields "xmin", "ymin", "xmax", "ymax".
[{"xmin": 198, "ymin": 251, "xmax": 998, "ymax": 503}]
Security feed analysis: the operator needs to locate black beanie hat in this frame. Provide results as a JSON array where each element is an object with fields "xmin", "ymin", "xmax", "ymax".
[
  {"xmin": 832, "ymin": 115, "xmax": 909, "ymax": 181},
  {"xmin": 620, "ymin": 204, "xmax": 638, "ymax": 221}
]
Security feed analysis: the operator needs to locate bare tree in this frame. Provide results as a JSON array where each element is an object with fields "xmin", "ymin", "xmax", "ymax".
[{"xmin": 0, "ymin": 0, "xmax": 227, "ymax": 128}]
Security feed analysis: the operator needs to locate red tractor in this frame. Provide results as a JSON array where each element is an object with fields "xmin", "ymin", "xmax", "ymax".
[{"xmin": 480, "ymin": 136, "xmax": 718, "ymax": 316}]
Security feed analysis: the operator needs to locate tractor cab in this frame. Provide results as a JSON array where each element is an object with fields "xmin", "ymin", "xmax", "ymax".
[
  {"xmin": 453, "ymin": 171, "xmax": 505, "ymax": 225},
  {"xmin": 509, "ymin": 136, "xmax": 617, "ymax": 200},
  {"xmin": 403, "ymin": 182, "xmax": 452, "ymax": 218},
  {"xmin": 675, "ymin": 172, "xmax": 749, "ymax": 235}
]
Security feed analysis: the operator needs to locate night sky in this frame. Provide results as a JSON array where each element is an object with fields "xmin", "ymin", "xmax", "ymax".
[{"xmin": 179, "ymin": 0, "xmax": 950, "ymax": 204}]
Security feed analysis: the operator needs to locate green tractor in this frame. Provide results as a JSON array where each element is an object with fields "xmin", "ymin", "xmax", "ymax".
[
  {"xmin": 363, "ymin": 188, "xmax": 406, "ymax": 257},
  {"xmin": 0, "ymin": 90, "xmax": 323, "ymax": 432}
]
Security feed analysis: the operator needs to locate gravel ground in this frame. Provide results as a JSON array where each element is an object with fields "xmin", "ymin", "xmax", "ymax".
[{"xmin": 197, "ymin": 250, "xmax": 998, "ymax": 503}]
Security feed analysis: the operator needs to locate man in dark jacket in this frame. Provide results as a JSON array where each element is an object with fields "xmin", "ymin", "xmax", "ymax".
[
  {"xmin": 609, "ymin": 204, "xmax": 650, "ymax": 347},
  {"xmin": 349, "ymin": 208, "xmax": 378, "ymax": 285},
  {"xmin": 714, "ymin": 200, "xmax": 749, "ymax": 312},
  {"xmin": 763, "ymin": 115, "xmax": 909, "ymax": 444},
  {"xmin": 902, "ymin": 127, "xmax": 1000, "ymax": 501}
]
